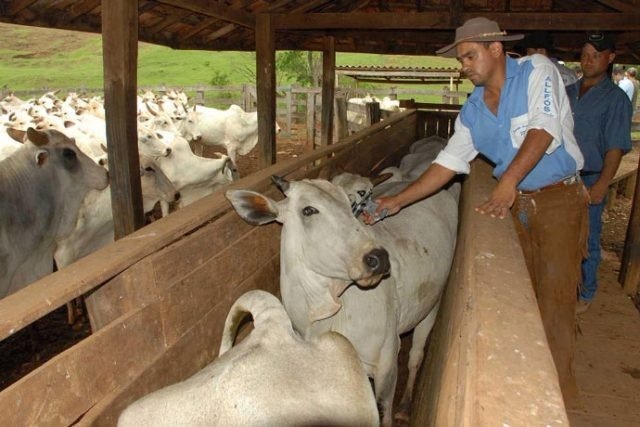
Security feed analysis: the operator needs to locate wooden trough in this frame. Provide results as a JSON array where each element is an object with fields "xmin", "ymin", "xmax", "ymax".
[{"xmin": 0, "ymin": 107, "xmax": 567, "ymax": 426}]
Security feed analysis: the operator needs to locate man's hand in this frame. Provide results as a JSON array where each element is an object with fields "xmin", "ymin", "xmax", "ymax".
[
  {"xmin": 475, "ymin": 179, "xmax": 517, "ymax": 219},
  {"xmin": 362, "ymin": 196, "xmax": 401, "ymax": 225},
  {"xmin": 588, "ymin": 180, "xmax": 608, "ymax": 205}
]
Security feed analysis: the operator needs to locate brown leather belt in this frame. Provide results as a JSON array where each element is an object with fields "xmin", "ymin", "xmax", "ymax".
[{"xmin": 518, "ymin": 174, "xmax": 580, "ymax": 195}]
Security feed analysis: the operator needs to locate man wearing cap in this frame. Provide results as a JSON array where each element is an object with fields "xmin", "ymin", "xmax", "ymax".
[
  {"xmin": 566, "ymin": 34, "xmax": 632, "ymax": 314},
  {"xmin": 520, "ymin": 31, "xmax": 579, "ymax": 87},
  {"xmin": 367, "ymin": 16, "xmax": 587, "ymax": 399}
]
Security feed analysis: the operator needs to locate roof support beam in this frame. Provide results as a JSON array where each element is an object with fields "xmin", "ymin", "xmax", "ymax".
[
  {"xmin": 155, "ymin": 0, "xmax": 255, "ymax": 28},
  {"xmin": 102, "ymin": 0, "xmax": 145, "ymax": 239},
  {"xmin": 272, "ymin": 12, "xmax": 640, "ymax": 31},
  {"xmin": 255, "ymin": 14, "xmax": 276, "ymax": 169},
  {"xmin": 320, "ymin": 36, "xmax": 336, "ymax": 147}
]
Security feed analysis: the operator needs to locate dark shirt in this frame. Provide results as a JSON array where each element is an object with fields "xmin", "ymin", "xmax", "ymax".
[{"xmin": 566, "ymin": 77, "xmax": 632, "ymax": 173}]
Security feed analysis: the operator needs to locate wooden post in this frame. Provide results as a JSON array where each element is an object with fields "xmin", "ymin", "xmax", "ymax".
[
  {"xmin": 255, "ymin": 14, "xmax": 276, "ymax": 168},
  {"xmin": 334, "ymin": 96, "xmax": 348, "ymax": 141},
  {"xmin": 366, "ymin": 101, "xmax": 381, "ymax": 126},
  {"xmin": 102, "ymin": 0, "xmax": 144, "ymax": 240},
  {"xmin": 620, "ymin": 159, "xmax": 640, "ymax": 295},
  {"xmin": 285, "ymin": 86, "xmax": 292, "ymax": 136},
  {"xmin": 320, "ymin": 36, "xmax": 336, "ymax": 147},
  {"xmin": 306, "ymin": 92, "xmax": 316, "ymax": 151}
]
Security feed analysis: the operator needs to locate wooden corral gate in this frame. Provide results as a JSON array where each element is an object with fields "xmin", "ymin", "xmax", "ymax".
[{"xmin": 0, "ymin": 108, "xmax": 566, "ymax": 426}]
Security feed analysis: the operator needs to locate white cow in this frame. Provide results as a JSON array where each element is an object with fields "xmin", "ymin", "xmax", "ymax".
[
  {"xmin": 227, "ymin": 144, "xmax": 459, "ymax": 426},
  {"xmin": 54, "ymin": 156, "xmax": 178, "ymax": 269},
  {"xmin": 379, "ymin": 135, "xmax": 447, "ymax": 183},
  {"xmin": 0, "ymin": 128, "xmax": 109, "ymax": 297},
  {"xmin": 193, "ymin": 104, "xmax": 280, "ymax": 163},
  {"xmin": 118, "ymin": 289, "xmax": 379, "ymax": 426},
  {"xmin": 155, "ymin": 131, "xmax": 237, "ymax": 208}
]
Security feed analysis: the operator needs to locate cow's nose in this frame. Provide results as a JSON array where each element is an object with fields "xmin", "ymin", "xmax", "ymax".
[
  {"xmin": 364, "ymin": 248, "xmax": 390, "ymax": 275},
  {"xmin": 174, "ymin": 191, "xmax": 181, "ymax": 202},
  {"xmin": 165, "ymin": 147, "xmax": 172, "ymax": 156}
]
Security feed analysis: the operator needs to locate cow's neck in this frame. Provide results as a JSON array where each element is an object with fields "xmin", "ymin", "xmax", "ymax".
[{"xmin": 280, "ymin": 258, "xmax": 349, "ymax": 333}]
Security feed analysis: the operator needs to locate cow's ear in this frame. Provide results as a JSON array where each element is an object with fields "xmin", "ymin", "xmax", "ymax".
[
  {"xmin": 226, "ymin": 190, "xmax": 279, "ymax": 225},
  {"xmin": 34, "ymin": 149, "xmax": 49, "ymax": 167},
  {"xmin": 6, "ymin": 128, "xmax": 25, "ymax": 143},
  {"xmin": 27, "ymin": 127, "xmax": 49, "ymax": 147}
]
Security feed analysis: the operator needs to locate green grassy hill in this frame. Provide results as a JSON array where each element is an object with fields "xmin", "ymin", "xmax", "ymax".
[{"xmin": 0, "ymin": 23, "xmax": 463, "ymax": 94}]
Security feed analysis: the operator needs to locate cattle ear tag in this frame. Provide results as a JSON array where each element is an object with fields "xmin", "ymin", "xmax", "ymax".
[{"xmin": 35, "ymin": 150, "xmax": 49, "ymax": 167}]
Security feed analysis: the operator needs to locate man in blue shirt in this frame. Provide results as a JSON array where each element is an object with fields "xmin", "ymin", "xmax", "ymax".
[
  {"xmin": 566, "ymin": 34, "xmax": 633, "ymax": 314},
  {"xmin": 367, "ymin": 17, "xmax": 588, "ymax": 400}
]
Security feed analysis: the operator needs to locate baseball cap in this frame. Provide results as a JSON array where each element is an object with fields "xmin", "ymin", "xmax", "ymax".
[
  {"xmin": 585, "ymin": 32, "xmax": 615, "ymax": 52},
  {"xmin": 522, "ymin": 31, "xmax": 554, "ymax": 51}
]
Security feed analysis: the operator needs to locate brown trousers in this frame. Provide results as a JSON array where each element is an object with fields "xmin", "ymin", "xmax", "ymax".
[{"xmin": 511, "ymin": 180, "xmax": 589, "ymax": 401}]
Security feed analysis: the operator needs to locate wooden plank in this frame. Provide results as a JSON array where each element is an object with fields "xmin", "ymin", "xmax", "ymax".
[
  {"xmin": 320, "ymin": 36, "xmax": 336, "ymax": 147},
  {"xmin": 78, "ymin": 255, "xmax": 281, "ymax": 426},
  {"xmin": 255, "ymin": 13, "xmax": 277, "ymax": 168},
  {"xmin": 271, "ymin": 12, "xmax": 640, "ymax": 31},
  {"xmin": 0, "ymin": 305, "xmax": 165, "ymax": 426},
  {"xmin": 102, "ymin": 0, "xmax": 145, "ymax": 239},
  {"xmin": 150, "ymin": 210, "xmax": 256, "ymax": 289},
  {"xmin": 85, "ymin": 258, "xmax": 158, "ymax": 331},
  {"xmin": 0, "ymin": 110, "xmax": 416, "ymax": 342},
  {"xmin": 155, "ymin": 0, "xmax": 255, "ymax": 28},
  {"xmin": 334, "ymin": 96, "xmax": 348, "ymax": 140},
  {"xmin": 159, "ymin": 224, "xmax": 280, "ymax": 344},
  {"xmin": 411, "ymin": 160, "xmax": 568, "ymax": 426},
  {"xmin": 620, "ymin": 159, "xmax": 640, "ymax": 295},
  {"xmin": 306, "ymin": 92, "xmax": 316, "ymax": 149}
]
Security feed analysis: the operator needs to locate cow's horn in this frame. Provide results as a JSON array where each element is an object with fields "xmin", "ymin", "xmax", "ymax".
[{"xmin": 271, "ymin": 175, "xmax": 289, "ymax": 193}]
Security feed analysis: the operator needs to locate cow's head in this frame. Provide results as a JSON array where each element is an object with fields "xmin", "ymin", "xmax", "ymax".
[
  {"xmin": 226, "ymin": 177, "xmax": 390, "ymax": 290},
  {"xmin": 25, "ymin": 127, "xmax": 109, "ymax": 191}
]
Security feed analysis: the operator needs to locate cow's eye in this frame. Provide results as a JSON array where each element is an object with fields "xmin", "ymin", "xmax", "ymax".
[
  {"xmin": 144, "ymin": 166, "xmax": 155, "ymax": 172},
  {"xmin": 357, "ymin": 190, "xmax": 366, "ymax": 197},
  {"xmin": 62, "ymin": 148, "xmax": 77, "ymax": 160},
  {"xmin": 302, "ymin": 206, "xmax": 318, "ymax": 216}
]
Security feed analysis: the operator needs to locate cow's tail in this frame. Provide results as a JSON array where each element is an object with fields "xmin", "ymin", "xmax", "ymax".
[{"xmin": 219, "ymin": 289, "xmax": 293, "ymax": 356}]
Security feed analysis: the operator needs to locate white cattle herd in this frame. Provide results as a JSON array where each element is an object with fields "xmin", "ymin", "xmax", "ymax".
[
  {"xmin": 1, "ymin": 89, "xmax": 457, "ymax": 426},
  {"xmin": 0, "ymin": 89, "xmax": 265, "ymax": 298}
]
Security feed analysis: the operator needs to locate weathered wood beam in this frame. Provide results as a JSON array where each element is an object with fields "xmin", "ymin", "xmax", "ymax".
[
  {"xmin": 255, "ymin": 14, "xmax": 276, "ymax": 169},
  {"xmin": 475, "ymin": 12, "xmax": 640, "ymax": 31},
  {"xmin": 147, "ymin": 8, "xmax": 191, "ymax": 35},
  {"xmin": 66, "ymin": 0, "xmax": 100, "ymax": 20},
  {"xmin": 449, "ymin": 0, "xmax": 464, "ymax": 26},
  {"xmin": 272, "ymin": 12, "xmax": 640, "ymax": 31},
  {"xmin": 102, "ymin": 0, "xmax": 145, "ymax": 239},
  {"xmin": 320, "ymin": 36, "xmax": 336, "ymax": 147},
  {"xmin": 290, "ymin": 0, "xmax": 334, "ymax": 13},
  {"xmin": 204, "ymin": 0, "xmax": 299, "ymax": 46},
  {"xmin": 272, "ymin": 12, "xmax": 449, "ymax": 29},
  {"xmin": 594, "ymin": 0, "xmax": 638, "ymax": 13},
  {"xmin": 155, "ymin": 0, "xmax": 255, "ymax": 28},
  {"xmin": 178, "ymin": 17, "xmax": 217, "ymax": 41},
  {"xmin": 5, "ymin": 0, "xmax": 37, "ymax": 16}
]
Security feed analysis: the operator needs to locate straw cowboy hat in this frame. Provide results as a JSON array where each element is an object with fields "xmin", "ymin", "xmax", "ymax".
[{"xmin": 436, "ymin": 17, "xmax": 524, "ymax": 58}]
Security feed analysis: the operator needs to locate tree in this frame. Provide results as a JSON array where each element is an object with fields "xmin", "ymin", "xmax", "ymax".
[{"xmin": 276, "ymin": 51, "xmax": 322, "ymax": 86}]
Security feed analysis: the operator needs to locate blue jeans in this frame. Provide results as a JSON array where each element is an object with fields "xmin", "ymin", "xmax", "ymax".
[{"xmin": 580, "ymin": 174, "xmax": 605, "ymax": 302}]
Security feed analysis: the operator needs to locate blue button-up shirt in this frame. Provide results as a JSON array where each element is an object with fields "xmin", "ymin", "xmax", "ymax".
[
  {"xmin": 566, "ymin": 77, "xmax": 632, "ymax": 173},
  {"xmin": 435, "ymin": 54, "xmax": 584, "ymax": 191}
]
